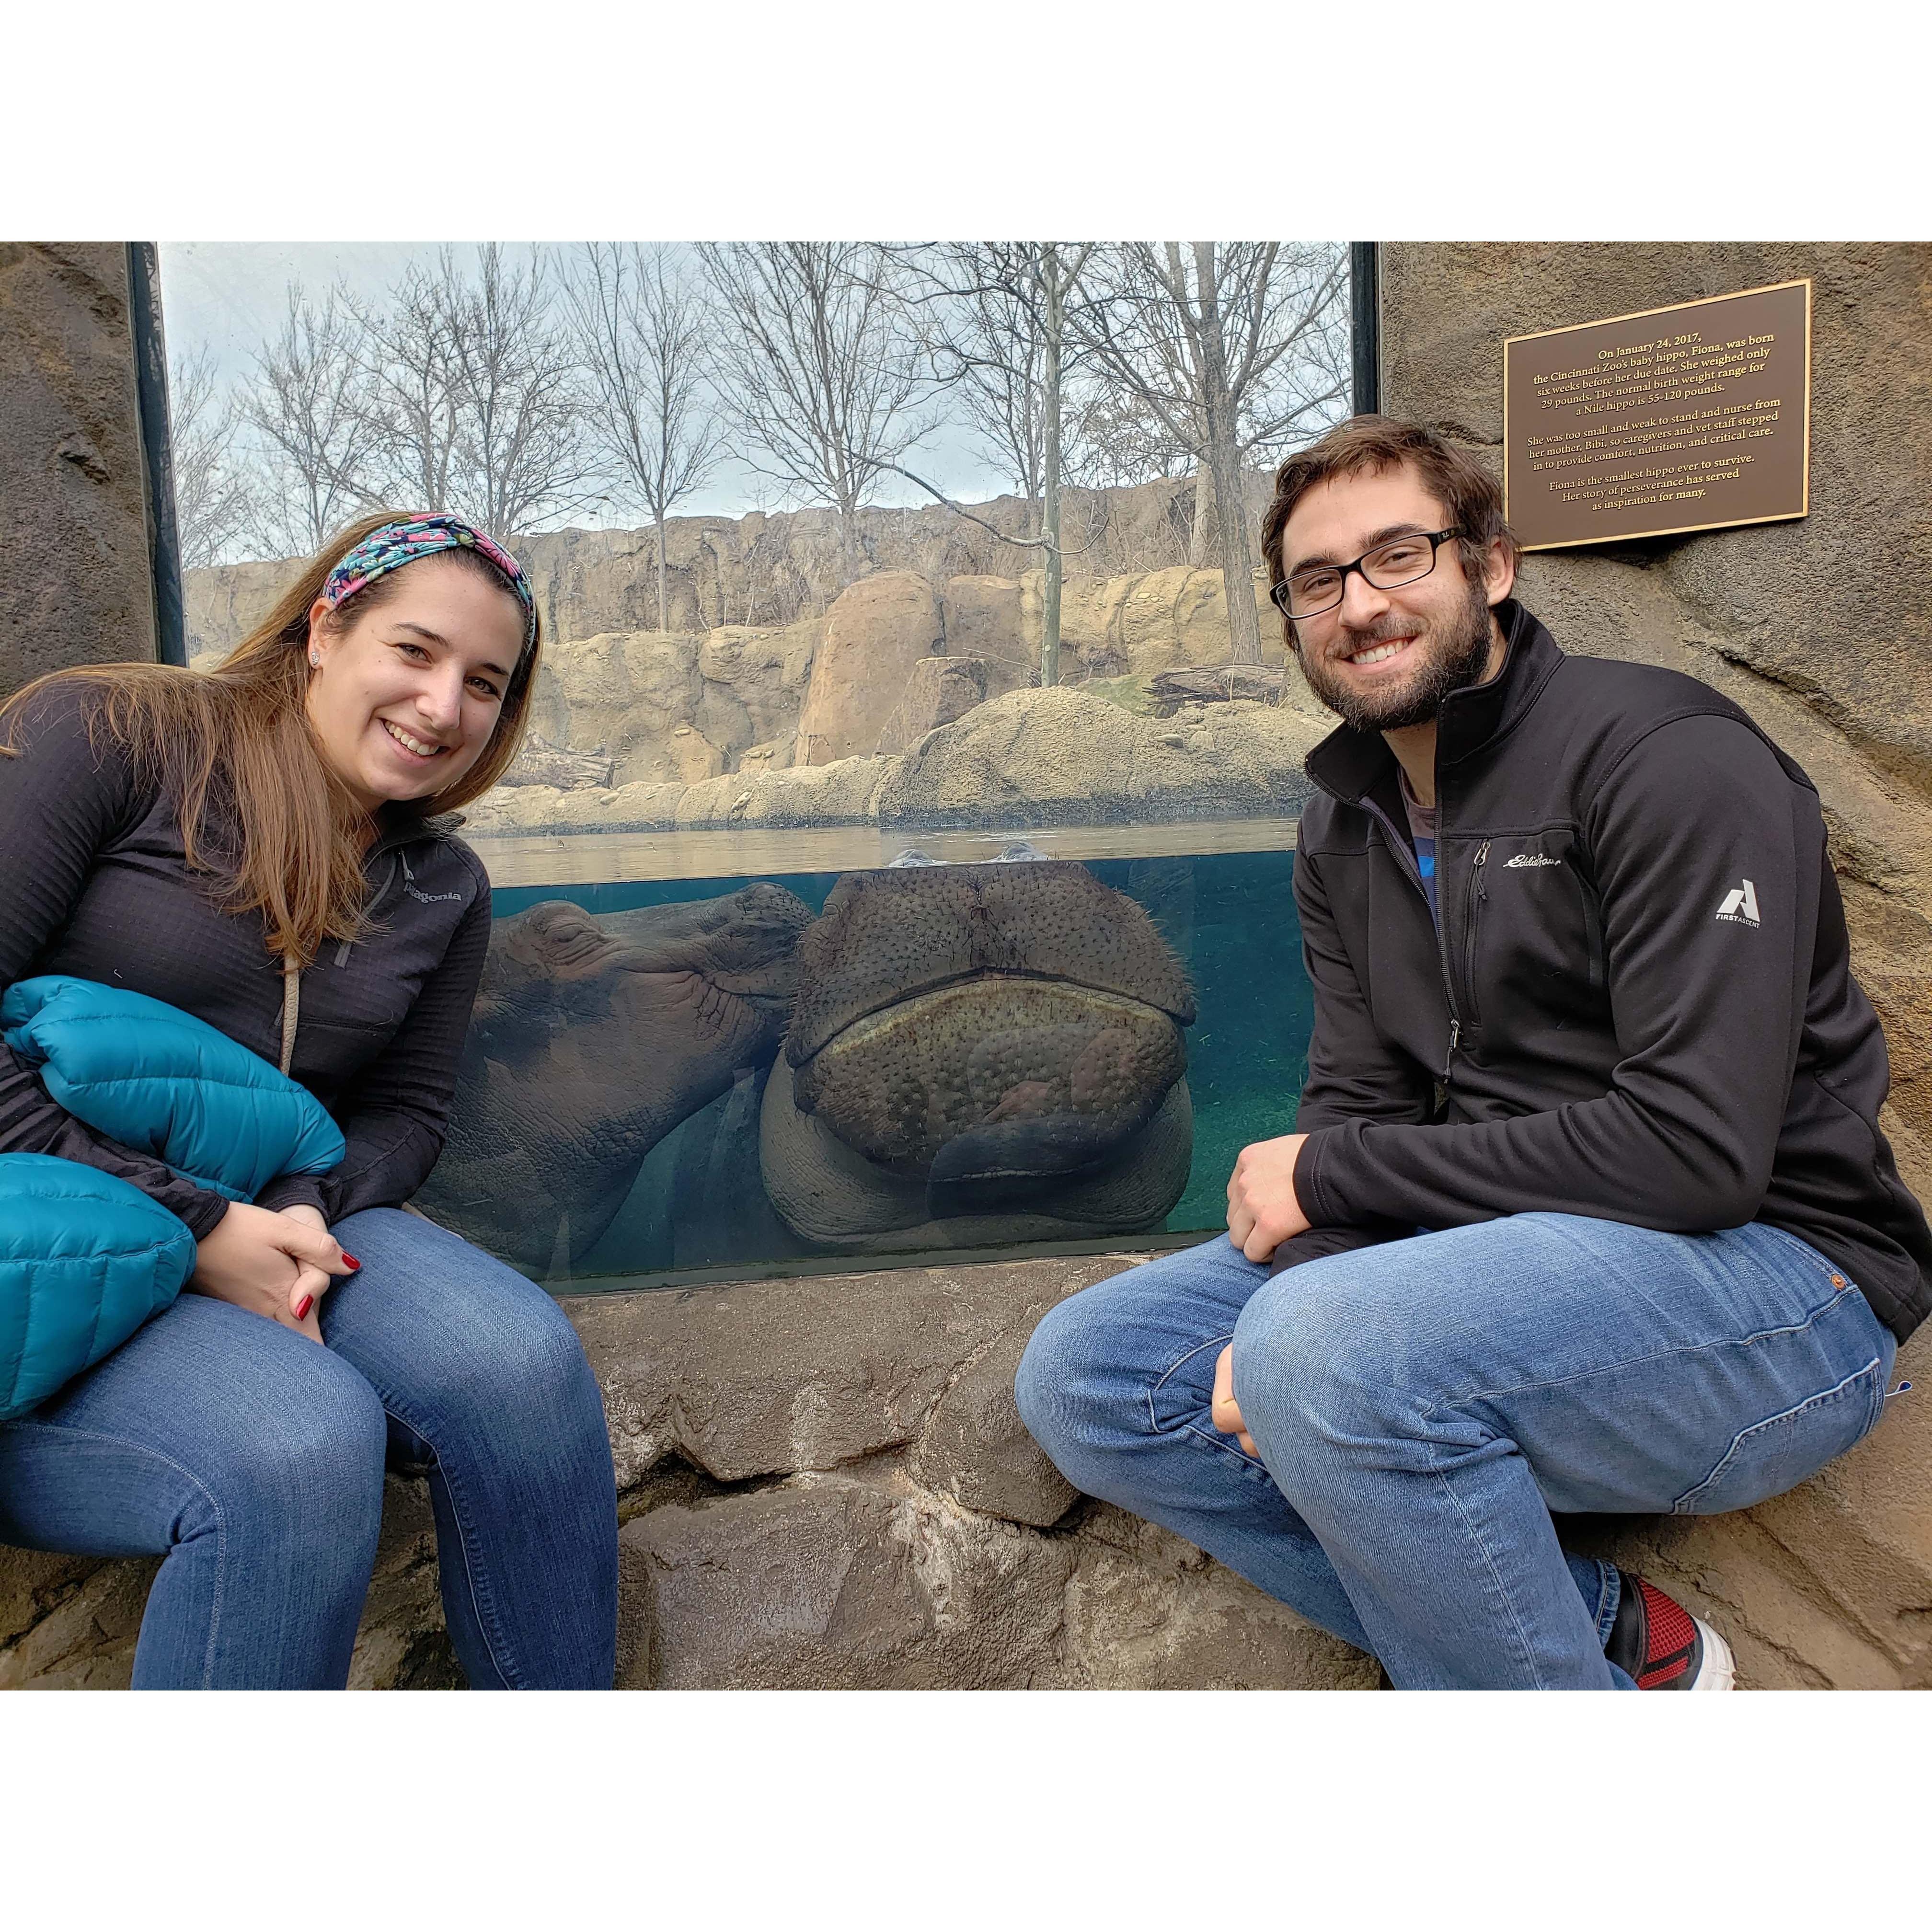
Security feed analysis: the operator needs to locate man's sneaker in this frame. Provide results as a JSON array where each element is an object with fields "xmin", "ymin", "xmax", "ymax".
[{"xmin": 1605, "ymin": 1570, "xmax": 1736, "ymax": 1690}]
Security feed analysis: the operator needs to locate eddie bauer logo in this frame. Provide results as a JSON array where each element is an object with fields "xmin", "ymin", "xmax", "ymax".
[
  {"xmin": 1504, "ymin": 853, "xmax": 1562, "ymax": 869},
  {"xmin": 1715, "ymin": 879, "xmax": 1761, "ymax": 926}
]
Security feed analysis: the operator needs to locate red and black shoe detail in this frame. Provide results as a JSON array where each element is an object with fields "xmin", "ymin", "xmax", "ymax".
[{"xmin": 1605, "ymin": 1572, "xmax": 1736, "ymax": 1690}]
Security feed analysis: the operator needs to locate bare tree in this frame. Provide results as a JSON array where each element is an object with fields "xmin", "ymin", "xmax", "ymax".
[
  {"xmin": 166, "ymin": 345, "xmax": 253, "ymax": 568},
  {"xmin": 448, "ymin": 244, "xmax": 595, "ymax": 535},
  {"xmin": 696, "ymin": 242, "xmax": 931, "ymax": 586},
  {"xmin": 564, "ymin": 242, "xmax": 723, "ymax": 633},
  {"xmin": 902, "ymin": 242, "xmax": 1098, "ymax": 685},
  {"xmin": 1073, "ymin": 243, "xmax": 1351, "ymax": 663},
  {"xmin": 238, "ymin": 282, "xmax": 383, "ymax": 555},
  {"xmin": 352, "ymin": 246, "xmax": 593, "ymax": 537}
]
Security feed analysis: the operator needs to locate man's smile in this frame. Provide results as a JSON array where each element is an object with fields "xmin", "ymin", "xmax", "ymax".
[{"xmin": 1336, "ymin": 632, "xmax": 1421, "ymax": 670}]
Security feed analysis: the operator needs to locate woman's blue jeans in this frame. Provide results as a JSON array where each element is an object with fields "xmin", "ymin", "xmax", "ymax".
[
  {"xmin": 0, "ymin": 1208, "xmax": 618, "ymax": 1689},
  {"xmin": 1016, "ymin": 1214, "xmax": 1898, "ymax": 1689}
]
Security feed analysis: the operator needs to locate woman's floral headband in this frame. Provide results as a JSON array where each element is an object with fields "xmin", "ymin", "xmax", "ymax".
[{"xmin": 321, "ymin": 512, "xmax": 537, "ymax": 655}]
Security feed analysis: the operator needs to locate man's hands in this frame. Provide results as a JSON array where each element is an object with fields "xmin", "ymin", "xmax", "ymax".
[
  {"xmin": 190, "ymin": 1201, "xmax": 356, "ymax": 1345},
  {"xmin": 1213, "ymin": 1133, "xmax": 1315, "ymax": 1453},
  {"xmin": 1226, "ymin": 1132, "xmax": 1311, "ymax": 1263}
]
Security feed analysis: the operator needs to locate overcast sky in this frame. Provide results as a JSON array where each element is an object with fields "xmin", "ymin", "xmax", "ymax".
[{"xmin": 158, "ymin": 241, "xmax": 1011, "ymax": 526}]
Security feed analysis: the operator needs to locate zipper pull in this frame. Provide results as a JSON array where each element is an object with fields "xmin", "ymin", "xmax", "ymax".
[
  {"xmin": 1445, "ymin": 1019, "xmax": 1460, "ymax": 1080},
  {"xmin": 1473, "ymin": 840, "xmax": 1490, "ymax": 899}
]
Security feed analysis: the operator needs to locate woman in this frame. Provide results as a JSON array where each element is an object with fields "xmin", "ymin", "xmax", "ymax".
[{"xmin": 0, "ymin": 512, "xmax": 619, "ymax": 1689}]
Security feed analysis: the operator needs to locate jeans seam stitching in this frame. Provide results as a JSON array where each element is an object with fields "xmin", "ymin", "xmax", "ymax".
[
  {"xmin": 1417, "ymin": 1287, "xmax": 1870, "ymax": 1422},
  {"xmin": 1149, "ymin": 1334, "xmax": 1235, "ymax": 1403},
  {"xmin": 2, "ymin": 1420, "xmax": 230, "ymax": 1687},
  {"xmin": 1149, "ymin": 1334, "xmax": 1253, "ymax": 1464},
  {"xmin": 1177, "ymin": 1419, "xmax": 1268, "ymax": 1472},
  {"xmin": 1670, "ymin": 1354, "xmax": 1884, "ymax": 1513},
  {"xmin": 380, "ymin": 1404, "xmax": 518, "ymax": 1690},
  {"xmin": 1423, "ymin": 1436, "xmax": 1549, "ymax": 1690}
]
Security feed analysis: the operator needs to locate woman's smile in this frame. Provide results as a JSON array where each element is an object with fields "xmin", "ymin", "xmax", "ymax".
[{"xmin": 379, "ymin": 716, "xmax": 455, "ymax": 763}]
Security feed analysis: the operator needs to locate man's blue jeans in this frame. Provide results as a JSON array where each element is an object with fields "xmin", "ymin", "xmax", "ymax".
[
  {"xmin": 0, "ymin": 1208, "xmax": 618, "ymax": 1689},
  {"xmin": 1016, "ymin": 1215, "xmax": 1897, "ymax": 1689}
]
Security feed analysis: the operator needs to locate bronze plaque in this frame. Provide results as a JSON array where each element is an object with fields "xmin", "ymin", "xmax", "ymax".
[{"xmin": 1504, "ymin": 280, "xmax": 1810, "ymax": 551}]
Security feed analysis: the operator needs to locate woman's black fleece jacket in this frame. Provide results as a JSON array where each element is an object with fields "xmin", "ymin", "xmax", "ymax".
[
  {"xmin": 1271, "ymin": 600, "xmax": 1932, "ymax": 1344},
  {"xmin": 0, "ymin": 687, "xmax": 491, "ymax": 1238}
]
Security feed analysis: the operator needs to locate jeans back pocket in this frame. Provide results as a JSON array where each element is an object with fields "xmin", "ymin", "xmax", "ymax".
[{"xmin": 1672, "ymin": 1356, "xmax": 1888, "ymax": 1516}]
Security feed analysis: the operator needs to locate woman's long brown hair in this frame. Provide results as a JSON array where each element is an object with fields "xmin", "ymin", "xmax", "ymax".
[{"xmin": 0, "ymin": 510, "xmax": 541, "ymax": 964}]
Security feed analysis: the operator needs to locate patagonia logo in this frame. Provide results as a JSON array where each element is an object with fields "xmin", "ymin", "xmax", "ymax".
[
  {"xmin": 1504, "ymin": 853, "xmax": 1562, "ymax": 869},
  {"xmin": 400, "ymin": 852, "xmax": 464, "ymax": 907},
  {"xmin": 1715, "ymin": 879, "xmax": 1761, "ymax": 926}
]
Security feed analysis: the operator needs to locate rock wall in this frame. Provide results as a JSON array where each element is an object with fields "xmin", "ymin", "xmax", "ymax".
[
  {"xmin": 15, "ymin": 1240, "xmax": 1928, "ymax": 1688},
  {"xmin": 1, "ymin": 1256, "xmax": 1376, "ymax": 1691},
  {"xmin": 460, "ymin": 683, "xmax": 1330, "ymax": 840},
  {"xmin": 194, "ymin": 536, "xmax": 1292, "ymax": 812},
  {"xmin": 1381, "ymin": 240, "xmax": 1932, "ymax": 1687},
  {"xmin": 180, "ymin": 469, "xmax": 1287, "ymax": 667},
  {"xmin": 0, "ymin": 244, "xmax": 157, "ymax": 701}
]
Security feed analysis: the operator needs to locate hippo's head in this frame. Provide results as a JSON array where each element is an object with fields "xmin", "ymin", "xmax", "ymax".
[
  {"xmin": 420, "ymin": 883, "xmax": 813, "ymax": 1272},
  {"xmin": 471, "ymin": 887, "xmax": 810, "ymax": 1057},
  {"xmin": 770, "ymin": 862, "xmax": 1196, "ymax": 1230}
]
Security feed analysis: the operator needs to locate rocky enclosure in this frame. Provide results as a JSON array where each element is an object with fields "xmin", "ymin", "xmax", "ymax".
[
  {"xmin": 0, "ymin": 1256, "xmax": 1380, "ymax": 1691},
  {"xmin": 8, "ymin": 1251, "xmax": 1929, "ymax": 1690},
  {"xmin": 186, "ymin": 500, "xmax": 1314, "ymax": 833}
]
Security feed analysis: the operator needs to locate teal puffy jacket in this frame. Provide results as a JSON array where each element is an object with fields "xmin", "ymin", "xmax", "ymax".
[{"xmin": 0, "ymin": 978, "xmax": 345, "ymax": 1421}]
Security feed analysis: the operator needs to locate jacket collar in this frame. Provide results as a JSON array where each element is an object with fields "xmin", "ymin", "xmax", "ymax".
[
  {"xmin": 1302, "ymin": 598, "xmax": 1564, "ymax": 806},
  {"xmin": 367, "ymin": 804, "xmax": 466, "ymax": 865}
]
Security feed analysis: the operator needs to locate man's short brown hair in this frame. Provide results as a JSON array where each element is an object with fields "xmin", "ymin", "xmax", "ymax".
[{"xmin": 1259, "ymin": 415, "xmax": 1522, "ymax": 623}]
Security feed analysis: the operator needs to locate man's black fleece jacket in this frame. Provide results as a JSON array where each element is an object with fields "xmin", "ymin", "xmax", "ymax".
[
  {"xmin": 1273, "ymin": 600, "xmax": 1932, "ymax": 1344},
  {"xmin": 0, "ymin": 686, "xmax": 491, "ymax": 1239}
]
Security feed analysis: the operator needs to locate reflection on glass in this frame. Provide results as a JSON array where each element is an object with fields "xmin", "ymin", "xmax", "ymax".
[
  {"xmin": 416, "ymin": 842, "xmax": 1311, "ymax": 1288},
  {"xmin": 159, "ymin": 241, "xmax": 1345, "ymax": 1286}
]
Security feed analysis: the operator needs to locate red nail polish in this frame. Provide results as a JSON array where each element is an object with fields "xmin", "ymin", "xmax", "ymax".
[
  {"xmin": 340, "ymin": 1253, "xmax": 361, "ymax": 1270},
  {"xmin": 294, "ymin": 1294, "xmax": 314, "ymax": 1319}
]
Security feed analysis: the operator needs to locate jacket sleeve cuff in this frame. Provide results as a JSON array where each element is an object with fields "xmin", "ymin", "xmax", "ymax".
[
  {"xmin": 255, "ymin": 1174, "xmax": 331, "ymax": 1220},
  {"xmin": 1294, "ymin": 1127, "xmax": 1346, "ymax": 1228},
  {"xmin": 175, "ymin": 1188, "xmax": 232, "ymax": 1242}
]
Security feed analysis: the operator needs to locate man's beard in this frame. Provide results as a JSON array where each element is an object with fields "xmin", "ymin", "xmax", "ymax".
[{"xmin": 1297, "ymin": 574, "xmax": 1495, "ymax": 732}]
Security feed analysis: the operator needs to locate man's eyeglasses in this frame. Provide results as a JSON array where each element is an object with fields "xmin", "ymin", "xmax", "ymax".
[{"xmin": 1270, "ymin": 529, "xmax": 1463, "ymax": 621}]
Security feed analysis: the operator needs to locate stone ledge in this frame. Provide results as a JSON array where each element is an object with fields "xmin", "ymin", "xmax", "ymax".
[{"xmin": 6, "ymin": 1252, "xmax": 1930, "ymax": 1689}]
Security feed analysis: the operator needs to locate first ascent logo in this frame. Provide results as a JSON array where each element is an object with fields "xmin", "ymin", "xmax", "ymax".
[{"xmin": 1715, "ymin": 879, "xmax": 1760, "ymax": 926}]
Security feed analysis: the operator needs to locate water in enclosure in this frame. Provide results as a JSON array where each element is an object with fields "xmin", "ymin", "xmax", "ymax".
[{"xmin": 415, "ymin": 824, "xmax": 1314, "ymax": 1290}]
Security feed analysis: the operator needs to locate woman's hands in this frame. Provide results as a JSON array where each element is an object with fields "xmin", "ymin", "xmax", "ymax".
[
  {"xmin": 190, "ymin": 1201, "xmax": 357, "ymax": 1345},
  {"xmin": 1225, "ymin": 1132, "xmax": 1311, "ymax": 1262}
]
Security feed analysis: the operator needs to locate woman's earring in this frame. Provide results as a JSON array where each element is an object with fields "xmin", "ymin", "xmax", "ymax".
[{"xmin": 309, "ymin": 651, "xmax": 322, "ymax": 668}]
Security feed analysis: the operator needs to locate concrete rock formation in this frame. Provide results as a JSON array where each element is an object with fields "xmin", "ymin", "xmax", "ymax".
[
  {"xmin": 874, "ymin": 686, "xmax": 1327, "ymax": 829},
  {"xmin": 12, "ymin": 1249, "xmax": 1928, "ymax": 1689},
  {"xmin": 876, "ymin": 654, "xmax": 989, "ymax": 755},
  {"xmin": 179, "ymin": 468, "xmax": 1291, "ymax": 668},
  {"xmin": 794, "ymin": 570, "xmax": 945, "ymax": 766},
  {"xmin": 498, "ymin": 733, "xmax": 614, "ymax": 790},
  {"xmin": 0, "ymin": 245, "xmax": 157, "ymax": 701},
  {"xmin": 455, "ymin": 685, "xmax": 1330, "ymax": 839}
]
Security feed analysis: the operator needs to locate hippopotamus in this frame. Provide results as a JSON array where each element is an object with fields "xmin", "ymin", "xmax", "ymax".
[
  {"xmin": 415, "ymin": 885, "xmax": 812, "ymax": 1272},
  {"xmin": 758, "ymin": 861, "xmax": 1196, "ymax": 1251}
]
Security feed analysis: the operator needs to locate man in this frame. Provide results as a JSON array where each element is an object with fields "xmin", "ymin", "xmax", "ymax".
[{"xmin": 1015, "ymin": 415, "xmax": 1928, "ymax": 1690}]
